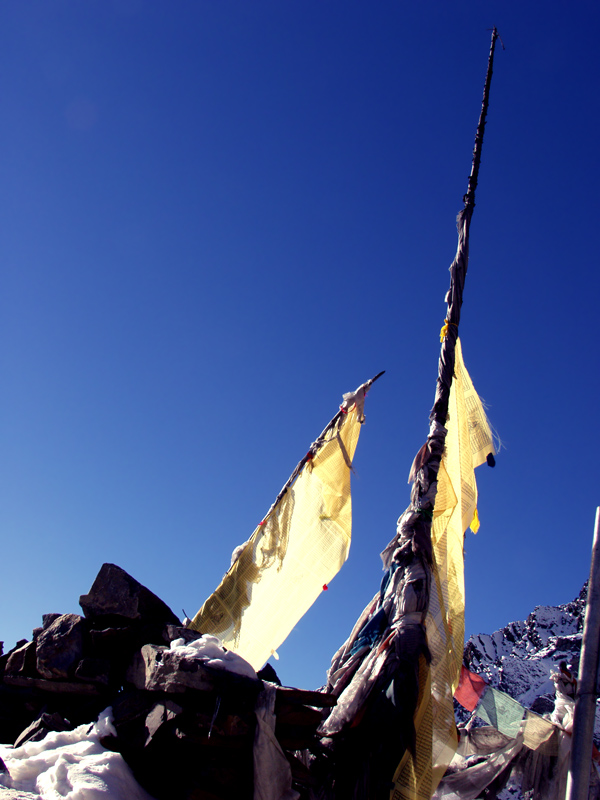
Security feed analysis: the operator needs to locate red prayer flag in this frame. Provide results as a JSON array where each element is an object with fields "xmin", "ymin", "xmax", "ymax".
[{"xmin": 455, "ymin": 665, "xmax": 488, "ymax": 711}]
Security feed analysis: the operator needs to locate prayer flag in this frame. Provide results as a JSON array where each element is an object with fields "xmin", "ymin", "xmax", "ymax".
[
  {"xmin": 476, "ymin": 686, "xmax": 525, "ymax": 739},
  {"xmin": 522, "ymin": 710, "xmax": 556, "ymax": 750},
  {"xmin": 455, "ymin": 665, "xmax": 488, "ymax": 712},
  {"xmin": 391, "ymin": 340, "xmax": 495, "ymax": 798},
  {"xmin": 190, "ymin": 404, "xmax": 363, "ymax": 670}
]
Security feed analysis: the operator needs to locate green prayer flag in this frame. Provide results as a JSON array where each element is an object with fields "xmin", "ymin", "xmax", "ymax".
[{"xmin": 476, "ymin": 686, "xmax": 524, "ymax": 738}]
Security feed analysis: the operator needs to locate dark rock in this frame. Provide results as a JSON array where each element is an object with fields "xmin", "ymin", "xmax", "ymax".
[
  {"xmin": 274, "ymin": 686, "xmax": 338, "ymax": 709},
  {"xmin": 0, "ymin": 681, "xmax": 44, "ymax": 745},
  {"xmin": 1, "ymin": 639, "xmax": 29, "ymax": 675},
  {"xmin": 0, "ymin": 564, "xmax": 298, "ymax": 800},
  {"xmin": 89, "ymin": 625, "xmax": 173, "ymax": 685},
  {"xmin": 258, "ymin": 662, "xmax": 281, "ymax": 685},
  {"xmin": 127, "ymin": 644, "xmax": 217, "ymax": 694},
  {"xmin": 42, "ymin": 613, "xmax": 62, "ymax": 629},
  {"xmin": 36, "ymin": 613, "xmax": 86, "ymax": 679},
  {"xmin": 89, "ymin": 626, "xmax": 133, "ymax": 656},
  {"xmin": 79, "ymin": 563, "xmax": 180, "ymax": 629},
  {"xmin": 129, "ymin": 705, "xmax": 256, "ymax": 800},
  {"xmin": 144, "ymin": 700, "xmax": 183, "ymax": 746},
  {"xmin": 74, "ymin": 658, "xmax": 112, "ymax": 686},
  {"xmin": 13, "ymin": 711, "xmax": 72, "ymax": 748},
  {"xmin": 0, "ymin": 675, "xmax": 111, "ymax": 736},
  {"xmin": 163, "ymin": 624, "xmax": 204, "ymax": 645},
  {"xmin": 3, "ymin": 675, "xmax": 103, "ymax": 695},
  {"xmin": 87, "ymin": 626, "xmax": 143, "ymax": 687},
  {"xmin": 107, "ymin": 691, "xmax": 256, "ymax": 800},
  {"xmin": 5, "ymin": 641, "xmax": 38, "ymax": 678},
  {"xmin": 126, "ymin": 644, "xmax": 262, "ymax": 706},
  {"xmin": 1, "ymin": 640, "xmax": 26, "ymax": 676},
  {"xmin": 109, "ymin": 689, "xmax": 157, "ymax": 751},
  {"xmin": 288, "ymin": 752, "xmax": 316, "ymax": 789},
  {"xmin": 530, "ymin": 694, "xmax": 555, "ymax": 716}
]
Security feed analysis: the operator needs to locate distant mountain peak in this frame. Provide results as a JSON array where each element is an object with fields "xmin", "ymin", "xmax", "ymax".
[{"xmin": 462, "ymin": 582, "xmax": 592, "ymax": 723}]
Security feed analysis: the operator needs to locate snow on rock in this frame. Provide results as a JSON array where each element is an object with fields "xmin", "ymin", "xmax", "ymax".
[
  {"xmin": 126, "ymin": 633, "xmax": 260, "ymax": 695},
  {"xmin": 0, "ymin": 709, "xmax": 155, "ymax": 800},
  {"xmin": 169, "ymin": 634, "xmax": 258, "ymax": 680}
]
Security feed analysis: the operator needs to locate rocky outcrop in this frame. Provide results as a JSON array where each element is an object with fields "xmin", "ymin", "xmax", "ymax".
[
  {"xmin": 79, "ymin": 563, "xmax": 180, "ymax": 627},
  {"xmin": 13, "ymin": 711, "xmax": 71, "ymax": 749},
  {"xmin": 0, "ymin": 563, "xmax": 332, "ymax": 800},
  {"xmin": 36, "ymin": 613, "xmax": 86, "ymax": 679}
]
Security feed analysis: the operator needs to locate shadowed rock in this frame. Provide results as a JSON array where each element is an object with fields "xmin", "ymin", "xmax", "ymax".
[
  {"xmin": 36, "ymin": 614, "xmax": 86, "ymax": 680},
  {"xmin": 79, "ymin": 563, "xmax": 180, "ymax": 628},
  {"xmin": 13, "ymin": 711, "xmax": 72, "ymax": 748},
  {"xmin": 5, "ymin": 641, "xmax": 37, "ymax": 678},
  {"xmin": 127, "ymin": 644, "xmax": 227, "ymax": 694}
]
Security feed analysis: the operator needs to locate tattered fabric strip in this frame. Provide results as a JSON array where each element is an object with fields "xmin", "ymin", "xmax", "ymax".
[
  {"xmin": 454, "ymin": 665, "xmax": 487, "ymax": 712},
  {"xmin": 475, "ymin": 687, "xmax": 525, "ymax": 739}
]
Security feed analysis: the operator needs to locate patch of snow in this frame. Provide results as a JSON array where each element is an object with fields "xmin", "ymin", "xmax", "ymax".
[
  {"xmin": 0, "ymin": 709, "xmax": 155, "ymax": 800},
  {"xmin": 169, "ymin": 633, "xmax": 258, "ymax": 680}
]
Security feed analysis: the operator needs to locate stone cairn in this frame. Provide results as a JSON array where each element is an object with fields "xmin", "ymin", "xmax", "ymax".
[{"xmin": 0, "ymin": 564, "xmax": 333, "ymax": 799}]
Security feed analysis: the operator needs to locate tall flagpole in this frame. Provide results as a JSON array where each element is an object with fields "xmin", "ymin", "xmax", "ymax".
[
  {"xmin": 430, "ymin": 26, "xmax": 499, "ymax": 430},
  {"xmin": 393, "ymin": 25, "xmax": 500, "ymax": 794},
  {"xmin": 317, "ymin": 29, "xmax": 501, "ymax": 800},
  {"xmin": 566, "ymin": 507, "xmax": 600, "ymax": 800},
  {"xmin": 412, "ymin": 25, "xmax": 500, "ymax": 556}
]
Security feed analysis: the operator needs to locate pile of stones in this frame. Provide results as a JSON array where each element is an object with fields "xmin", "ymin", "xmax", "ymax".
[{"xmin": 0, "ymin": 564, "xmax": 334, "ymax": 799}]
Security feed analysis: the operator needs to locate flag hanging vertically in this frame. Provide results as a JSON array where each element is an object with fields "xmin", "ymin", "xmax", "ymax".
[
  {"xmin": 189, "ymin": 375, "xmax": 382, "ymax": 672},
  {"xmin": 391, "ymin": 339, "xmax": 494, "ymax": 799}
]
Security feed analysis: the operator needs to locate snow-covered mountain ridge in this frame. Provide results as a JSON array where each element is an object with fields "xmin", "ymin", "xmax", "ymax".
[{"xmin": 462, "ymin": 583, "xmax": 589, "ymax": 721}]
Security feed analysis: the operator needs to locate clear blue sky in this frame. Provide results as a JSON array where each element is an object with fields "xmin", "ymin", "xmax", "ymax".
[{"xmin": 2, "ymin": 1, "xmax": 599, "ymax": 692}]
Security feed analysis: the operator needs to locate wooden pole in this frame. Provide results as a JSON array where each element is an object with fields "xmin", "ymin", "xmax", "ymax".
[
  {"xmin": 430, "ymin": 26, "xmax": 499, "ymax": 429},
  {"xmin": 566, "ymin": 507, "xmax": 600, "ymax": 800},
  {"xmin": 316, "ymin": 31, "xmax": 502, "ymax": 799}
]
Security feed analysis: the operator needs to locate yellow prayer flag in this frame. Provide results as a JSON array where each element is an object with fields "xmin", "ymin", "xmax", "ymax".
[
  {"xmin": 522, "ymin": 711, "xmax": 556, "ymax": 751},
  {"xmin": 391, "ymin": 339, "xmax": 494, "ymax": 799},
  {"xmin": 190, "ymin": 407, "xmax": 362, "ymax": 671}
]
